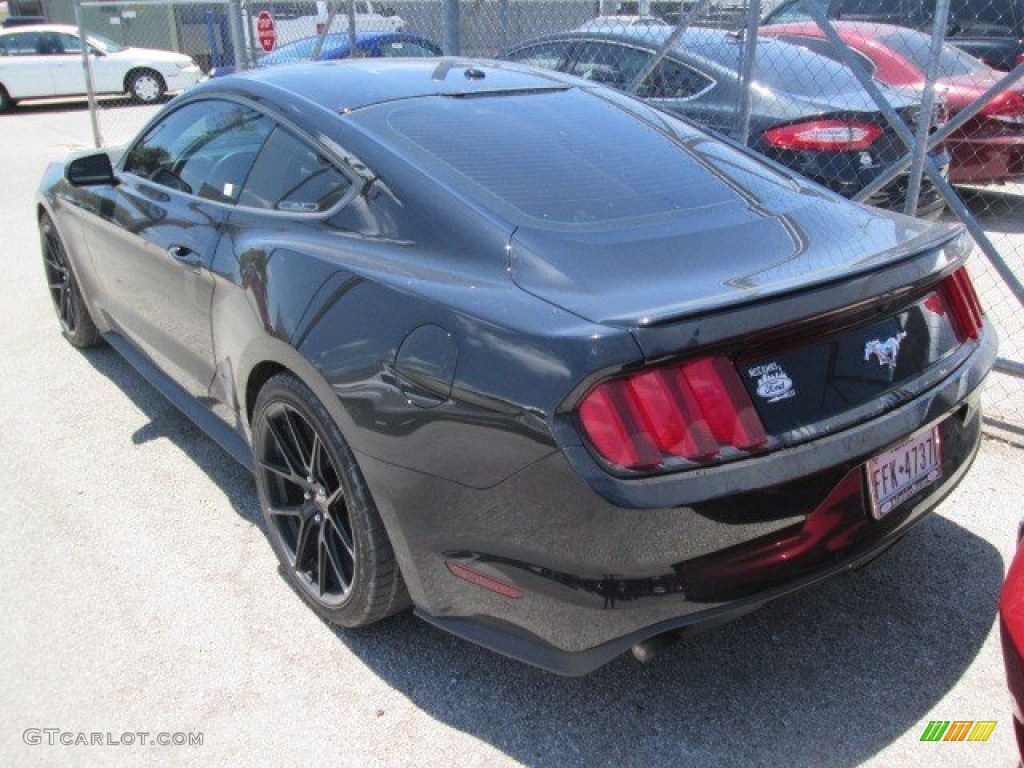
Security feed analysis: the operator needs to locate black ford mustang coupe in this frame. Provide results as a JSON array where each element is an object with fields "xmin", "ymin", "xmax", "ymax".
[{"xmin": 38, "ymin": 59, "xmax": 995, "ymax": 675}]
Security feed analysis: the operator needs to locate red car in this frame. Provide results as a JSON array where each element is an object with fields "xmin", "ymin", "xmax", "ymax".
[
  {"xmin": 760, "ymin": 21, "xmax": 1024, "ymax": 185},
  {"xmin": 1001, "ymin": 530, "xmax": 1024, "ymax": 760}
]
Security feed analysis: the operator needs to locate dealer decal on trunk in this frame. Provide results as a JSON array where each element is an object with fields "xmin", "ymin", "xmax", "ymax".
[{"xmin": 748, "ymin": 362, "xmax": 796, "ymax": 403}]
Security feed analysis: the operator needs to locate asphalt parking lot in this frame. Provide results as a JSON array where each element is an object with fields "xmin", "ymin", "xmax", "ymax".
[{"xmin": 1, "ymin": 100, "xmax": 1022, "ymax": 768}]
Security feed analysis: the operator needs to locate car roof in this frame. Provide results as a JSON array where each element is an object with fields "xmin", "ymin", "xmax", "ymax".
[
  {"xmin": 513, "ymin": 26, "xmax": 834, "ymax": 74},
  {"xmin": 217, "ymin": 58, "xmax": 575, "ymax": 112},
  {"xmin": 0, "ymin": 23, "xmax": 80, "ymax": 35},
  {"xmin": 760, "ymin": 19, "xmax": 911, "ymax": 42}
]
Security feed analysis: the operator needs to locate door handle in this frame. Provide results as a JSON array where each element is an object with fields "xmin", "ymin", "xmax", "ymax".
[{"xmin": 168, "ymin": 245, "xmax": 202, "ymax": 268}]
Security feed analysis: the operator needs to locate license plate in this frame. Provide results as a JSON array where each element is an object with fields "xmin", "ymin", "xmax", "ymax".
[{"xmin": 866, "ymin": 426, "xmax": 942, "ymax": 519}]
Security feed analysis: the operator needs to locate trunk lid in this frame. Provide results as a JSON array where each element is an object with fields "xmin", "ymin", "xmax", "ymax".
[{"xmin": 509, "ymin": 174, "xmax": 957, "ymax": 333}]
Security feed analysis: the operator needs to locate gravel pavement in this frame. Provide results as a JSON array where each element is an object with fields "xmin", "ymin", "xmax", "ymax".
[{"xmin": 0, "ymin": 99, "xmax": 1021, "ymax": 768}]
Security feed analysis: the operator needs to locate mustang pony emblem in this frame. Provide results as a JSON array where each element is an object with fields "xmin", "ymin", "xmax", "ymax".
[{"xmin": 864, "ymin": 332, "xmax": 908, "ymax": 370}]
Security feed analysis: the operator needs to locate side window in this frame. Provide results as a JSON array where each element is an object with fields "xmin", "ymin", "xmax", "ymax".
[
  {"xmin": 55, "ymin": 33, "xmax": 83, "ymax": 54},
  {"xmin": 237, "ymin": 127, "xmax": 352, "ymax": 213},
  {"xmin": 378, "ymin": 40, "xmax": 442, "ymax": 57},
  {"xmin": 778, "ymin": 35, "xmax": 878, "ymax": 76},
  {"xmin": 122, "ymin": 100, "xmax": 274, "ymax": 203},
  {"xmin": 3, "ymin": 32, "xmax": 43, "ymax": 56},
  {"xmin": 639, "ymin": 58, "xmax": 714, "ymax": 99},
  {"xmin": 763, "ymin": 0, "xmax": 813, "ymax": 24},
  {"xmin": 505, "ymin": 41, "xmax": 570, "ymax": 71},
  {"xmin": 568, "ymin": 42, "xmax": 651, "ymax": 89}
]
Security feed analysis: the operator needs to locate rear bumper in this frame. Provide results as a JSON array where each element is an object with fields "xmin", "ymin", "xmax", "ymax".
[
  {"xmin": 950, "ymin": 134, "xmax": 1024, "ymax": 184},
  {"xmin": 361, "ymin": 326, "xmax": 996, "ymax": 674},
  {"xmin": 756, "ymin": 145, "xmax": 949, "ymax": 218}
]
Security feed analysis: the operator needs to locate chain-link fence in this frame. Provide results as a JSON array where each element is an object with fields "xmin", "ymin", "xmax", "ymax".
[{"xmin": 8, "ymin": 0, "xmax": 1020, "ymax": 428}]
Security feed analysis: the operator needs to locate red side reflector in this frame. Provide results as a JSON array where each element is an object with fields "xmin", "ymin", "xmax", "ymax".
[
  {"xmin": 577, "ymin": 355, "xmax": 768, "ymax": 472},
  {"xmin": 943, "ymin": 266, "xmax": 984, "ymax": 341},
  {"xmin": 446, "ymin": 562, "xmax": 524, "ymax": 599}
]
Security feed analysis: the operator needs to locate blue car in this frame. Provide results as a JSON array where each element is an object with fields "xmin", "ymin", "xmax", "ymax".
[{"xmin": 211, "ymin": 31, "xmax": 443, "ymax": 77}]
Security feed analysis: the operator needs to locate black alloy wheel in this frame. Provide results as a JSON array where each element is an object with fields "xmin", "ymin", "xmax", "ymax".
[
  {"xmin": 39, "ymin": 213, "xmax": 100, "ymax": 348},
  {"xmin": 253, "ymin": 373, "xmax": 408, "ymax": 626}
]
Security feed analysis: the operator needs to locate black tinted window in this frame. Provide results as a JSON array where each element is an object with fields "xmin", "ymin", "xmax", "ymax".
[
  {"xmin": 123, "ymin": 100, "xmax": 273, "ymax": 203},
  {"xmin": 238, "ymin": 128, "xmax": 351, "ymax": 213},
  {"xmin": 881, "ymin": 28, "xmax": 990, "ymax": 75},
  {"xmin": 949, "ymin": 0, "xmax": 1019, "ymax": 33},
  {"xmin": 378, "ymin": 40, "xmax": 442, "ymax": 57},
  {"xmin": 506, "ymin": 41, "xmax": 570, "ymax": 70},
  {"xmin": 840, "ymin": 0, "xmax": 906, "ymax": 14},
  {"xmin": 778, "ymin": 35, "xmax": 878, "ymax": 76},
  {"xmin": 639, "ymin": 57, "xmax": 714, "ymax": 98},
  {"xmin": 383, "ymin": 89, "xmax": 737, "ymax": 224},
  {"xmin": 568, "ymin": 42, "xmax": 651, "ymax": 88},
  {"xmin": 1, "ymin": 31, "xmax": 42, "ymax": 55}
]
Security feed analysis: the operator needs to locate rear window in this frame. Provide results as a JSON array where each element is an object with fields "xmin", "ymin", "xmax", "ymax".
[
  {"xmin": 881, "ymin": 28, "xmax": 991, "ymax": 76},
  {"xmin": 754, "ymin": 41, "xmax": 869, "ymax": 94},
  {"xmin": 380, "ymin": 89, "xmax": 738, "ymax": 225}
]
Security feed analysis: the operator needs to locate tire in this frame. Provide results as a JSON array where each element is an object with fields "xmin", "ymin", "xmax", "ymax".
[
  {"xmin": 0, "ymin": 85, "xmax": 13, "ymax": 112},
  {"xmin": 127, "ymin": 69, "xmax": 166, "ymax": 104},
  {"xmin": 39, "ymin": 213, "xmax": 101, "ymax": 348},
  {"xmin": 252, "ymin": 372, "xmax": 409, "ymax": 627}
]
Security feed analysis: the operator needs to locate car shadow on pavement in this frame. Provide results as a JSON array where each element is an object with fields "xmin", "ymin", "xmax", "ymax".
[
  {"xmin": 952, "ymin": 186, "xmax": 1024, "ymax": 235},
  {"xmin": 336, "ymin": 513, "xmax": 1002, "ymax": 767},
  {"xmin": 79, "ymin": 344, "xmax": 262, "ymax": 525},
  {"xmin": 77, "ymin": 341, "xmax": 1003, "ymax": 767}
]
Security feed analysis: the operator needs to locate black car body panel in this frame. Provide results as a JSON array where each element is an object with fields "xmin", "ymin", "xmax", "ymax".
[
  {"xmin": 504, "ymin": 28, "xmax": 950, "ymax": 216},
  {"xmin": 38, "ymin": 59, "xmax": 994, "ymax": 674}
]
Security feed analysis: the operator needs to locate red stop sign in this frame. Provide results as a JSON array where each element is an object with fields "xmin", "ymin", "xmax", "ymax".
[{"xmin": 257, "ymin": 11, "xmax": 276, "ymax": 53}]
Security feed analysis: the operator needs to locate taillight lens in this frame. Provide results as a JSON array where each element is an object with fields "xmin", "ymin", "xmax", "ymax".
[
  {"xmin": 980, "ymin": 90, "xmax": 1024, "ymax": 124},
  {"xmin": 942, "ymin": 266, "xmax": 984, "ymax": 341},
  {"xmin": 762, "ymin": 119, "xmax": 882, "ymax": 151},
  {"xmin": 577, "ymin": 356, "xmax": 768, "ymax": 472}
]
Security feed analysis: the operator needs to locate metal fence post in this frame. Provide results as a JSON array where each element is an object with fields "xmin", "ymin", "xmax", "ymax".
[
  {"xmin": 73, "ymin": 0, "xmax": 103, "ymax": 148},
  {"xmin": 443, "ymin": 0, "xmax": 460, "ymax": 56},
  {"xmin": 226, "ymin": 0, "xmax": 246, "ymax": 71},
  {"xmin": 734, "ymin": 0, "xmax": 761, "ymax": 143},
  {"xmin": 904, "ymin": 0, "xmax": 950, "ymax": 215},
  {"xmin": 348, "ymin": 0, "xmax": 358, "ymax": 57}
]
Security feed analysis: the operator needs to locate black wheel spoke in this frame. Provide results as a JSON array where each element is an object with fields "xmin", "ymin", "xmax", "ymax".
[
  {"xmin": 293, "ymin": 514, "xmax": 317, "ymax": 573},
  {"xmin": 265, "ymin": 413, "xmax": 307, "ymax": 482},
  {"xmin": 256, "ymin": 457, "xmax": 304, "ymax": 487},
  {"xmin": 317, "ymin": 539, "xmax": 330, "ymax": 597},
  {"xmin": 281, "ymin": 408, "xmax": 313, "ymax": 475},
  {"xmin": 325, "ymin": 485, "xmax": 345, "ymax": 509},
  {"xmin": 310, "ymin": 434, "xmax": 324, "ymax": 481},
  {"xmin": 327, "ymin": 515, "xmax": 355, "ymax": 562},
  {"xmin": 256, "ymin": 391, "xmax": 359, "ymax": 607},
  {"xmin": 322, "ymin": 526, "xmax": 351, "ymax": 592}
]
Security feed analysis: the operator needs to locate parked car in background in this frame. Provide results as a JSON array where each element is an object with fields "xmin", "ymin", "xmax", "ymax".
[
  {"xmin": 762, "ymin": 0, "xmax": 1024, "ymax": 71},
  {"xmin": 0, "ymin": 24, "xmax": 200, "ymax": 109},
  {"xmin": 2, "ymin": 15, "xmax": 47, "ymax": 27},
  {"xmin": 38, "ymin": 58, "xmax": 994, "ymax": 674},
  {"xmin": 761, "ymin": 21, "xmax": 1024, "ymax": 185},
  {"xmin": 263, "ymin": 1, "xmax": 404, "ymax": 51},
  {"xmin": 1000, "ymin": 526, "xmax": 1024, "ymax": 761},
  {"xmin": 211, "ymin": 31, "xmax": 442, "ymax": 78},
  {"xmin": 505, "ymin": 27, "xmax": 949, "ymax": 216},
  {"xmin": 577, "ymin": 15, "xmax": 671, "ymax": 32}
]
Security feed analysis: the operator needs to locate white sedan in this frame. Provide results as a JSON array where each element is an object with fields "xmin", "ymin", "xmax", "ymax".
[{"xmin": 0, "ymin": 24, "xmax": 201, "ymax": 109}]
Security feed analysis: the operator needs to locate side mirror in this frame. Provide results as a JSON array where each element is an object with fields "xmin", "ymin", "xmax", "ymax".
[{"xmin": 66, "ymin": 152, "xmax": 117, "ymax": 186}]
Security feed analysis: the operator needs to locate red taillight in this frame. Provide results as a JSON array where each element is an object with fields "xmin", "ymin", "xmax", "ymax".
[
  {"xmin": 942, "ymin": 266, "xmax": 984, "ymax": 341},
  {"xmin": 762, "ymin": 119, "xmax": 882, "ymax": 151},
  {"xmin": 980, "ymin": 90, "xmax": 1024, "ymax": 123},
  {"xmin": 577, "ymin": 356, "xmax": 768, "ymax": 472}
]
